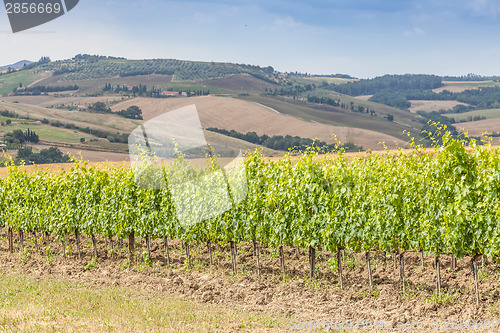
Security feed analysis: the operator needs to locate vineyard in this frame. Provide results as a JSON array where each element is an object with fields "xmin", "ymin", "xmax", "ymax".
[{"xmin": 2, "ymin": 129, "xmax": 500, "ymax": 305}]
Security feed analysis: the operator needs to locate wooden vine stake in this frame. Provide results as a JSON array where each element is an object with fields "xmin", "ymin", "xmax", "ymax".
[
  {"xmin": 472, "ymin": 254, "xmax": 480, "ymax": 306},
  {"xmin": 399, "ymin": 251, "xmax": 406, "ymax": 293},
  {"xmin": 309, "ymin": 247, "xmax": 316, "ymax": 279},
  {"xmin": 366, "ymin": 251, "xmax": 373, "ymax": 290},
  {"xmin": 207, "ymin": 240, "xmax": 213, "ymax": 265},
  {"xmin": 75, "ymin": 230, "xmax": 81, "ymax": 259},
  {"xmin": 279, "ymin": 245, "xmax": 285, "ymax": 280},
  {"xmin": 420, "ymin": 251, "xmax": 424, "ymax": 268},
  {"xmin": 253, "ymin": 240, "xmax": 261, "ymax": 277},
  {"xmin": 184, "ymin": 241, "xmax": 191, "ymax": 267},
  {"xmin": 91, "ymin": 234, "xmax": 98, "ymax": 258},
  {"xmin": 230, "ymin": 241, "xmax": 237, "ymax": 273},
  {"xmin": 128, "ymin": 231, "xmax": 135, "ymax": 263},
  {"xmin": 450, "ymin": 254, "xmax": 457, "ymax": 271},
  {"xmin": 44, "ymin": 231, "xmax": 49, "ymax": 246},
  {"xmin": 146, "ymin": 235, "xmax": 152, "ymax": 259},
  {"xmin": 435, "ymin": 255, "xmax": 441, "ymax": 297},
  {"xmin": 109, "ymin": 237, "xmax": 114, "ymax": 258},
  {"xmin": 337, "ymin": 250, "xmax": 343, "ymax": 289},
  {"xmin": 164, "ymin": 237, "xmax": 170, "ymax": 266},
  {"xmin": 8, "ymin": 227, "xmax": 13, "ymax": 254},
  {"xmin": 19, "ymin": 231, "xmax": 24, "ymax": 251},
  {"xmin": 33, "ymin": 232, "xmax": 39, "ymax": 253},
  {"xmin": 61, "ymin": 235, "xmax": 66, "ymax": 257}
]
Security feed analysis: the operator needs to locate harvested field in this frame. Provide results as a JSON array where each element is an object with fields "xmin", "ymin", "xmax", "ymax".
[
  {"xmin": 111, "ymin": 96, "xmax": 405, "ymax": 150},
  {"xmin": 455, "ymin": 119, "xmax": 500, "ymax": 137},
  {"xmin": 1, "ymin": 95, "xmax": 127, "ymax": 108}
]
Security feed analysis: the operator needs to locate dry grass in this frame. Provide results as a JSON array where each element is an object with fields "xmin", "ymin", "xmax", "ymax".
[
  {"xmin": 0, "ymin": 273, "xmax": 288, "ymax": 332},
  {"xmin": 201, "ymin": 74, "xmax": 277, "ymax": 92},
  {"xmin": 1, "ymin": 95, "xmax": 127, "ymax": 108},
  {"xmin": 0, "ymin": 100, "xmax": 138, "ymax": 134},
  {"xmin": 299, "ymin": 76, "xmax": 358, "ymax": 84},
  {"xmin": 455, "ymin": 119, "xmax": 500, "ymax": 137},
  {"xmin": 409, "ymin": 100, "xmax": 470, "ymax": 113},
  {"xmin": 111, "ymin": 96, "xmax": 404, "ymax": 150},
  {"xmin": 353, "ymin": 95, "xmax": 372, "ymax": 101}
]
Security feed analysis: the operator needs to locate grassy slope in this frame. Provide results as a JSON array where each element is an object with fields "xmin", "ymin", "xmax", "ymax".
[
  {"xmin": 312, "ymin": 89, "xmax": 422, "ymax": 126},
  {"xmin": 0, "ymin": 70, "xmax": 48, "ymax": 95},
  {"xmin": 0, "ymin": 100, "xmax": 139, "ymax": 133},
  {"xmin": 442, "ymin": 80, "xmax": 500, "ymax": 87},
  {"xmin": 295, "ymin": 76, "xmax": 358, "ymax": 84},
  {"xmin": 444, "ymin": 108, "xmax": 500, "ymax": 121},
  {"xmin": 237, "ymin": 94, "xmax": 421, "ymax": 140},
  {"xmin": 0, "ymin": 99, "xmax": 278, "ymax": 156},
  {"xmin": 0, "ymin": 123, "xmax": 94, "ymax": 144}
]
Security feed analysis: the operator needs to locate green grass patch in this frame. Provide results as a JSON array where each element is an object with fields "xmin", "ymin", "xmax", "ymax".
[
  {"xmin": 0, "ymin": 70, "xmax": 44, "ymax": 95},
  {"xmin": 443, "ymin": 81, "xmax": 500, "ymax": 88},
  {"xmin": 0, "ymin": 273, "xmax": 288, "ymax": 332},
  {"xmin": 444, "ymin": 109, "xmax": 500, "ymax": 122},
  {"xmin": 0, "ymin": 124, "xmax": 94, "ymax": 144}
]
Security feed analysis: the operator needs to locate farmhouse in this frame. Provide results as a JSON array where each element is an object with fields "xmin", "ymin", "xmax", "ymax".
[{"xmin": 161, "ymin": 90, "xmax": 179, "ymax": 97}]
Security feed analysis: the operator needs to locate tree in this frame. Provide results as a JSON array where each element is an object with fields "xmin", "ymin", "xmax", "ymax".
[
  {"xmin": 88, "ymin": 102, "xmax": 111, "ymax": 113},
  {"xmin": 117, "ymin": 105, "xmax": 143, "ymax": 119}
]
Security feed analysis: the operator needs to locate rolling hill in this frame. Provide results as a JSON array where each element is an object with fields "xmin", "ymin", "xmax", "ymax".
[
  {"xmin": 7, "ymin": 55, "xmax": 498, "ymax": 163},
  {"xmin": 111, "ymin": 96, "xmax": 405, "ymax": 150},
  {"xmin": 0, "ymin": 60, "xmax": 33, "ymax": 69}
]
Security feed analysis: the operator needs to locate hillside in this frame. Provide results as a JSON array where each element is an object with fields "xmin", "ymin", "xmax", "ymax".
[
  {"xmin": 6, "ymin": 55, "xmax": 500, "ymax": 162},
  {"xmin": 0, "ymin": 60, "xmax": 33, "ymax": 69},
  {"xmin": 111, "ymin": 96, "xmax": 405, "ymax": 150}
]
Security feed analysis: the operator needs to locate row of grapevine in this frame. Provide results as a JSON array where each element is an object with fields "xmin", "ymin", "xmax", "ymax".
[{"xmin": 1, "ymin": 131, "xmax": 500, "ymax": 298}]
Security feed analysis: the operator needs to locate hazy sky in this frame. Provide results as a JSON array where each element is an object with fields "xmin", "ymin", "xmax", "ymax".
[{"xmin": 1, "ymin": 0, "xmax": 500, "ymax": 78}]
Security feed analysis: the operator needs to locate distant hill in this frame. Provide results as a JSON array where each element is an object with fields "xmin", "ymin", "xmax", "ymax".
[{"xmin": 0, "ymin": 60, "xmax": 33, "ymax": 69}]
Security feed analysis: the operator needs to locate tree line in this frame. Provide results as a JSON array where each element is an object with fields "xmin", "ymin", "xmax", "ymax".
[
  {"xmin": 206, "ymin": 127, "xmax": 363, "ymax": 152},
  {"xmin": 13, "ymin": 85, "xmax": 79, "ymax": 95},
  {"xmin": 325, "ymin": 74, "xmax": 443, "ymax": 96}
]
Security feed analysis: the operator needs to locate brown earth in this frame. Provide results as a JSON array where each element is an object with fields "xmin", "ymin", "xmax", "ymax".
[
  {"xmin": 111, "ymin": 96, "xmax": 405, "ymax": 150},
  {"xmin": 1, "ymin": 230, "xmax": 499, "ymax": 332}
]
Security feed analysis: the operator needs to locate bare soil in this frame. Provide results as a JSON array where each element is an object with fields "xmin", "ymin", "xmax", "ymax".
[{"xmin": 1, "ymin": 230, "xmax": 499, "ymax": 332}]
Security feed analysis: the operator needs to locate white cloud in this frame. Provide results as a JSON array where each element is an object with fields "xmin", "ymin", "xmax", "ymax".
[
  {"xmin": 191, "ymin": 12, "xmax": 218, "ymax": 24},
  {"xmin": 403, "ymin": 27, "xmax": 426, "ymax": 36},
  {"xmin": 467, "ymin": 0, "xmax": 500, "ymax": 17},
  {"xmin": 273, "ymin": 16, "xmax": 302, "ymax": 28}
]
